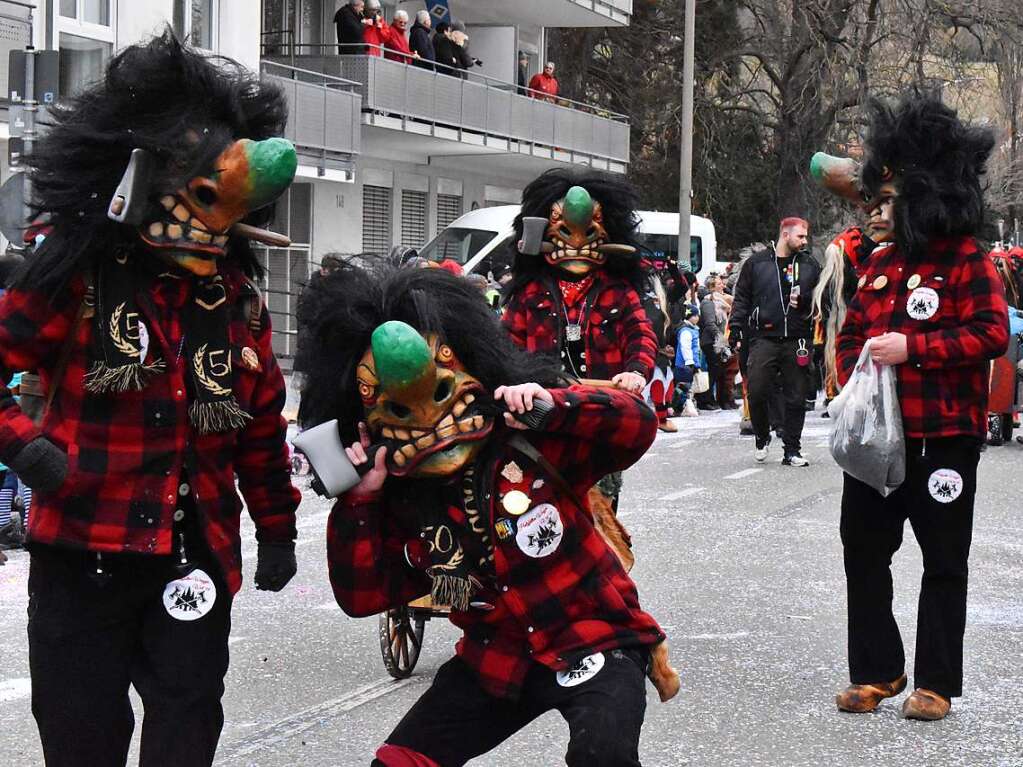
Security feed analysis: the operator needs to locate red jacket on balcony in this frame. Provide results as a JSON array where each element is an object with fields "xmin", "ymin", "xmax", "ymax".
[
  {"xmin": 384, "ymin": 25, "xmax": 414, "ymax": 64},
  {"xmin": 364, "ymin": 18, "xmax": 389, "ymax": 57},
  {"xmin": 528, "ymin": 72, "xmax": 559, "ymax": 102}
]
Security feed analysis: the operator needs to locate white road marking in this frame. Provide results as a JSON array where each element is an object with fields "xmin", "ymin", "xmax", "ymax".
[
  {"xmin": 219, "ymin": 676, "xmax": 416, "ymax": 761},
  {"xmin": 683, "ymin": 631, "xmax": 750, "ymax": 640},
  {"xmin": 0, "ymin": 678, "xmax": 31, "ymax": 703},
  {"xmin": 660, "ymin": 487, "xmax": 705, "ymax": 501},
  {"xmin": 724, "ymin": 468, "xmax": 763, "ymax": 480},
  {"xmin": 314, "ymin": 601, "xmax": 339, "ymax": 610},
  {"xmin": 228, "ymin": 636, "xmax": 246, "ymax": 645}
]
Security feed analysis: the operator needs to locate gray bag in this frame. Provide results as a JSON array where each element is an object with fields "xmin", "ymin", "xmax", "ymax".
[{"xmin": 828, "ymin": 341, "xmax": 906, "ymax": 496}]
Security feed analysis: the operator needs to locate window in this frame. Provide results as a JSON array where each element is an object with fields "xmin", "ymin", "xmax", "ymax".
[
  {"xmin": 254, "ymin": 183, "xmax": 313, "ymax": 357},
  {"xmin": 363, "ymin": 185, "xmax": 392, "ymax": 254},
  {"xmin": 174, "ymin": 0, "xmax": 218, "ymax": 51},
  {"xmin": 401, "ymin": 190, "xmax": 427, "ymax": 249},
  {"xmin": 436, "ymin": 194, "xmax": 463, "ymax": 231},
  {"xmin": 59, "ymin": 33, "xmax": 111, "ymax": 97},
  {"xmin": 634, "ymin": 232, "xmax": 703, "ymax": 274},
  {"xmin": 54, "ymin": 0, "xmax": 113, "ymax": 99},
  {"xmin": 59, "ymin": 0, "xmax": 110, "ymax": 25}
]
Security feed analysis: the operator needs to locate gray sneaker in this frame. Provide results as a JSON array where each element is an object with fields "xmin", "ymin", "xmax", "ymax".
[
  {"xmin": 754, "ymin": 437, "xmax": 770, "ymax": 463},
  {"xmin": 782, "ymin": 452, "xmax": 810, "ymax": 467}
]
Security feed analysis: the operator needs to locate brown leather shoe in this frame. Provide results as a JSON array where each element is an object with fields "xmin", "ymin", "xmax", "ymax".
[
  {"xmin": 902, "ymin": 688, "xmax": 951, "ymax": 720},
  {"xmin": 835, "ymin": 673, "xmax": 907, "ymax": 713},
  {"xmin": 658, "ymin": 420, "xmax": 678, "ymax": 433}
]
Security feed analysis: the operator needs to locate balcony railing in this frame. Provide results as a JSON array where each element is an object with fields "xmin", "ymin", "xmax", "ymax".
[
  {"xmin": 263, "ymin": 44, "xmax": 630, "ymax": 167},
  {"xmin": 260, "ymin": 61, "xmax": 362, "ymax": 168}
]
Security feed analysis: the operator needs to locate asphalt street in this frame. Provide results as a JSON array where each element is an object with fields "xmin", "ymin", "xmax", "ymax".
[{"xmin": 2, "ymin": 407, "xmax": 1022, "ymax": 766}]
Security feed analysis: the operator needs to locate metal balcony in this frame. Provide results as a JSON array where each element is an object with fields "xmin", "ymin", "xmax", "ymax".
[
  {"xmin": 260, "ymin": 62, "xmax": 362, "ymax": 171},
  {"xmin": 263, "ymin": 49, "xmax": 629, "ymax": 172}
]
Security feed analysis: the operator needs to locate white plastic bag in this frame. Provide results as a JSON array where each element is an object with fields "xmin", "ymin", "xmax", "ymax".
[{"xmin": 828, "ymin": 340, "xmax": 906, "ymax": 496}]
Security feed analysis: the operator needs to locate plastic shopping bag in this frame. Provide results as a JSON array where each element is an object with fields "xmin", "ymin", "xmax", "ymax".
[{"xmin": 828, "ymin": 340, "xmax": 906, "ymax": 496}]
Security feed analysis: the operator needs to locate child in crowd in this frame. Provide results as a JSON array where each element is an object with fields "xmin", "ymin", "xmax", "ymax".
[{"xmin": 673, "ymin": 304, "xmax": 703, "ymax": 417}]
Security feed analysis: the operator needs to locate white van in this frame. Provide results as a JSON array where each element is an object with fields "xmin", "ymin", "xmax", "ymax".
[{"xmin": 417, "ymin": 206, "xmax": 725, "ymax": 282}]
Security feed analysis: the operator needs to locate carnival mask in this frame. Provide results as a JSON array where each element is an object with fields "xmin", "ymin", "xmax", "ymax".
[
  {"xmin": 357, "ymin": 321, "xmax": 494, "ymax": 479},
  {"xmin": 866, "ymin": 181, "xmax": 897, "ymax": 244},
  {"xmin": 809, "ymin": 152, "xmax": 864, "ymax": 206},
  {"xmin": 139, "ymin": 137, "xmax": 297, "ymax": 276},
  {"xmin": 542, "ymin": 186, "xmax": 617, "ymax": 276}
]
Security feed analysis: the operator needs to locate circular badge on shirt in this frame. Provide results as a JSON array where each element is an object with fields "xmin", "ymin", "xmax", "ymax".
[
  {"xmin": 515, "ymin": 503, "xmax": 564, "ymax": 558},
  {"xmin": 556, "ymin": 652, "xmax": 606, "ymax": 687},
  {"xmin": 928, "ymin": 469, "xmax": 964, "ymax": 504},
  {"xmin": 162, "ymin": 568, "xmax": 217, "ymax": 621},
  {"xmin": 907, "ymin": 287, "xmax": 940, "ymax": 321}
]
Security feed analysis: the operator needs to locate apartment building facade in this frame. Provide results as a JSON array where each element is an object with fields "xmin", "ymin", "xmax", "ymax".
[{"xmin": 0, "ymin": 0, "xmax": 633, "ymax": 358}]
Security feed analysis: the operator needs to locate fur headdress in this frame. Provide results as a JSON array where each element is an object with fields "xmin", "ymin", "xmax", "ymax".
[
  {"xmin": 861, "ymin": 93, "xmax": 994, "ymax": 259},
  {"xmin": 505, "ymin": 168, "xmax": 646, "ymax": 295},
  {"xmin": 18, "ymin": 30, "xmax": 288, "ymax": 293},
  {"xmin": 297, "ymin": 259, "xmax": 564, "ymax": 442}
]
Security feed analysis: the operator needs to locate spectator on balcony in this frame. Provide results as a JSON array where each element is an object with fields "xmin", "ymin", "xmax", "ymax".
[
  {"xmin": 362, "ymin": 0, "xmax": 390, "ymax": 58},
  {"xmin": 517, "ymin": 50, "xmax": 529, "ymax": 95},
  {"xmin": 528, "ymin": 62, "xmax": 559, "ymax": 102},
  {"xmin": 432, "ymin": 21, "xmax": 460, "ymax": 77},
  {"xmin": 334, "ymin": 0, "xmax": 367, "ymax": 55},
  {"xmin": 384, "ymin": 10, "xmax": 416, "ymax": 64},
  {"xmin": 409, "ymin": 10, "xmax": 435, "ymax": 70}
]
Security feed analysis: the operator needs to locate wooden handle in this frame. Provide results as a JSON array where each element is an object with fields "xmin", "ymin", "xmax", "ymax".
[
  {"xmin": 230, "ymin": 222, "xmax": 292, "ymax": 247},
  {"xmin": 577, "ymin": 378, "xmax": 618, "ymax": 388}
]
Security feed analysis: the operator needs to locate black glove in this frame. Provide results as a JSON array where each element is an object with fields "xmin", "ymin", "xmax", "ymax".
[
  {"xmin": 8, "ymin": 437, "xmax": 68, "ymax": 493},
  {"xmin": 254, "ymin": 542, "xmax": 297, "ymax": 592}
]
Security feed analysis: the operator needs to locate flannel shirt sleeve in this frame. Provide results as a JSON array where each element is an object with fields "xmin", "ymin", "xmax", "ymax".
[
  {"xmin": 835, "ymin": 291, "xmax": 866, "ymax": 388},
  {"xmin": 501, "ymin": 290, "xmax": 529, "ymax": 347},
  {"xmin": 539, "ymin": 384, "xmax": 657, "ymax": 488},
  {"xmin": 235, "ymin": 303, "xmax": 300, "ymax": 544},
  {"xmin": 0, "ymin": 285, "xmax": 82, "ymax": 462},
  {"xmin": 905, "ymin": 252, "xmax": 1009, "ymax": 369},
  {"xmin": 327, "ymin": 491, "xmax": 432, "ymax": 617},
  {"xmin": 620, "ymin": 287, "xmax": 657, "ymax": 377}
]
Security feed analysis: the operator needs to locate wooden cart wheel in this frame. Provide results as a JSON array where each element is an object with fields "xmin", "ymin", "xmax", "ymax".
[{"xmin": 379, "ymin": 605, "xmax": 425, "ymax": 679}]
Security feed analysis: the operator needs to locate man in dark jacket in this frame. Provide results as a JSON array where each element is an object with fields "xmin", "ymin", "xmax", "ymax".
[
  {"xmin": 697, "ymin": 276, "xmax": 724, "ymax": 410},
  {"xmin": 409, "ymin": 10, "xmax": 435, "ymax": 69},
  {"xmin": 334, "ymin": 0, "xmax": 367, "ymax": 54},
  {"xmin": 729, "ymin": 217, "xmax": 821, "ymax": 465},
  {"xmin": 432, "ymin": 21, "xmax": 458, "ymax": 75}
]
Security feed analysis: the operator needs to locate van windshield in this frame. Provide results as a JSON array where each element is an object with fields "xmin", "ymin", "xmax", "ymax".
[
  {"xmin": 419, "ymin": 228, "xmax": 500, "ymax": 265},
  {"xmin": 636, "ymin": 233, "xmax": 703, "ymax": 273}
]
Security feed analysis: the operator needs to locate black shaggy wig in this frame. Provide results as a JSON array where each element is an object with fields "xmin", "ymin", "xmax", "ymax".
[
  {"xmin": 505, "ymin": 167, "xmax": 646, "ymax": 297},
  {"xmin": 861, "ymin": 93, "xmax": 994, "ymax": 260},
  {"xmin": 17, "ymin": 29, "xmax": 288, "ymax": 294},
  {"xmin": 297, "ymin": 260, "xmax": 565, "ymax": 443}
]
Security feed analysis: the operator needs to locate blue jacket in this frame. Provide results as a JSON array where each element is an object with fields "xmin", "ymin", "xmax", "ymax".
[{"xmin": 675, "ymin": 324, "xmax": 705, "ymax": 370}]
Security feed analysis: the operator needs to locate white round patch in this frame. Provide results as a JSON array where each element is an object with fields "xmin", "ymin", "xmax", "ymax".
[
  {"xmin": 515, "ymin": 503, "xmax": 564, "ymax": 558},
  {"xmin": 928, "ymin": 469, "xmax": 964, "ymax": 504},
  {"xmin": 137, "ymin": 321, "xmax": 150, "ymax": 362},
  {"xmin": 907, "ymin": 287, "xmax": 939, "ymax": 320},
  {"xmin": 162, "ymin": 568, "xmax": 217, "ymax": 621},
  {"xmin": 557, "ymin": 652, "xmax": 606, "ymax": 687}
]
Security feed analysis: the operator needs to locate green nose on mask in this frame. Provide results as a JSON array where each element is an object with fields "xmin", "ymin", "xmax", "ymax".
[
  {"xmin": 562, "ymin": 185, "xmax": 595, "ymax": 228},
  {"xmin": 371, "ymin": 321, "xmax": 434, "ymax": 392}
]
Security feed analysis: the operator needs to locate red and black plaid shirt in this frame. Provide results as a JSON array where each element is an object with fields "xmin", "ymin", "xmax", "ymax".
[
  {"xmin": 502, "ymin": 272, "xmax": 657, "ymax": 380},
  {"xmin": 0, "ymin": 263, "xmax": 300, "ymax": 594},
  {"xmin": 837, "ymin": 237, "xmax": 1009, "ymax": 439},
  {"xmin": 327, "ymin": 386, "xmax": 665, "ymax": 699}
]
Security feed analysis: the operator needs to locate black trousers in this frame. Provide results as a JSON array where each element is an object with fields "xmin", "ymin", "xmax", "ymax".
[
  {"xmin": 377, "ymin": 650, "xmax": 648, "ymax": 767},
  {"xmin": 746, "ymin": 337, "xmax": 811, "ymax": 451},
  {"xmin": 697, "ymin": 344, "xmax": 721, "ymax": 407},
  {"xmin": 27, "ymin": 543, "xmax": 232, "ymax": 767},
  {"xmin": 840, "ymin": 436, "xmax": 980, "ymax": 699}
]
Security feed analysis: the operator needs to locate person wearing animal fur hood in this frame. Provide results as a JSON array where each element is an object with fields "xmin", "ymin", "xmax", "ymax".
[
  {"xmin": 0, "ymin": 32, "xmax": 301, "ymax": 765},
  {"xmin": 297, "ymin": 261, "xmax": 679, "ymax": 767},
  {"xmin": 830, "ymin": 93, "xmax": 1008, "ymax": 721}
]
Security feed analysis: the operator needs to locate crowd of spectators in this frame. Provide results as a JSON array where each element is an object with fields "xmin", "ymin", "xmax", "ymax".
[{"xmin": 332, "ymin": 0, "xmax": 557, "ymax": 97}]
